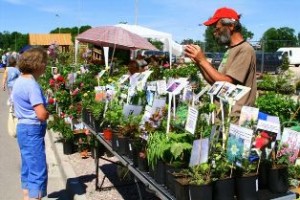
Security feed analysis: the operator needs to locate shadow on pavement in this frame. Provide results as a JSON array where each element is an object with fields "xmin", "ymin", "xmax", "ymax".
[{"xmin": 48, "ymin": 174, "xmax": 95, "ymax": 200}]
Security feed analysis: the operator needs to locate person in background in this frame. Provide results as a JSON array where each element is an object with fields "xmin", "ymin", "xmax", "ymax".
[
  {"xmin": 185, "ymin": 7, "xmax": 256, "ymax": 114},
  {"xmin": 136, "ymin": 54, "xmax": 148, "ymax": 70},
  {"xmin": 12, "ymin": 47, "xmax": 49, "ymax": 200},
  {"xmin": 2, "ymin": 56, "xmax": 21, "ymax": 105},
  {"xmin": 1, "ymin": 51, "xmax": 7, "ymax": 68}
]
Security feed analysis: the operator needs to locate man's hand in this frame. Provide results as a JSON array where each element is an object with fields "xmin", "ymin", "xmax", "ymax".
[
  {"xmin": 184, "ymin": 44, "xmax": 206, "ymax": 64},
  {"xmin": 2, "ymin": 84, "xmax": 6, "ymax": 91}
]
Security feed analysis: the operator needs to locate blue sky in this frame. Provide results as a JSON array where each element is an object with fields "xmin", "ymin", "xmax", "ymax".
[{"xmin": 0, "ymin": 0, "xmax": 299, "ymax": 43}]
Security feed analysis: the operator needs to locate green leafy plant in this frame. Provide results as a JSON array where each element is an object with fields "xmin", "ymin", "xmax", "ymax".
[
  {"xmin": 81, "ymin": 91, "xmax": 95, "ymax": 109},
  {"xmin": 288, "ymin": 165, "xmax": 300, "ymax": 187},
  {"xmin": 103, "ymin": 100, "xmax": 124, "ymax": 128},
  {"xmin": 55, "ymin": 89, "xmax": 72, "ymax": 113},
  {"xmin": 211, "ymin": 142, "xmax": 234, "ymax": 180},
  {"xmin": 189, "ymin": 163, "xmax": 212, "ymax": 185},
  {"xmin": 146, "ymin": 131, "xmax": 193, "ymax": 169},
  {"xmin": 163, "ymin": 63, "xmax": 198, "ymax": 79},
  {"xmin": 87, "ymin": 100, "xmax": 106, "ymax": 120},
  {"xmin": 118, "ymin": 114, "xmax": 142, "ymax": 138},
  {"xmin": 48, "ymin": 114, "xmax": 74, "ymax": 142},
  {"xmin": 238, "ymin": 158, "xmax": 259, "ymax": 177},
  {"xmin": 255, "ymin": 91, "xmax": 297, "ymax": 122},
  {"xmin": 257, "ymin": 72, "xmax": 294, "ymax": 94}
]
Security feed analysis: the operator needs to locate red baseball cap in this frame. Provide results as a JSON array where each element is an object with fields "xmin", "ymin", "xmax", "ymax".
[{"xmin": 203, "ymin": 7, "xmax": 240, "ymax": 26}]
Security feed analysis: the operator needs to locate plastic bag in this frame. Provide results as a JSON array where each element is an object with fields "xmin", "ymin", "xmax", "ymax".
[{"xmin": 8, "ymin": 110, "xmax": 17, "ymax": 138}]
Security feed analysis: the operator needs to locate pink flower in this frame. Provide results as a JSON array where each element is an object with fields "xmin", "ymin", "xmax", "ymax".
[{"xmin": 71, "ymin": 88, "xmax": 80, "ymax": 96}]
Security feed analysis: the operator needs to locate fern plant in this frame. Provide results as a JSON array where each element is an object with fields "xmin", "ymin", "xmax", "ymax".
[{"xmin": 146, "ymin": 131, "xmax": 193, "ymax": 169}]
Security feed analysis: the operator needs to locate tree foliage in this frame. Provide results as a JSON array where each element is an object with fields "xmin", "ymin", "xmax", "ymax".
[
  {"xmin": 0, "ymin": 25, "xmax": 91, "ymax": 52},
  {"xmin": 203, "ymin": 25, "xmax": 254, "ymax": 52},
  {"xmin": 0, "ymin": 31, "xmax": 28, "ymax": 51},
  {"xmin": 50, "ymin": 25, "xmax": 91, "ymax": 43},
  {"xmin": 261, "ymin": 27, "xmax": 298, "ymax": 52}
]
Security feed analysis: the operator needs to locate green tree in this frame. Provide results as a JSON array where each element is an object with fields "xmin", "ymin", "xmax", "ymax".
[
  {"xmin": 261, "ymin": 27, "xmax": 298, "ymax": 52},
  {"xmin": 203, "ymin": 25, "xmax": 254, "ymax": 52},
  {"xmin": 0, "ymin": 31, "xmax": 28, "ymax": 51},
  {"xmin": 180, "ymin": 39, "xmax": 205, "ymax": 51},
  {"xmin": 50, "ymin": 25, "xmax": 91, "ymax": 43},
  {"xmin": 148, "ymin": 39, "xmax": 163, "ymax": 50}
]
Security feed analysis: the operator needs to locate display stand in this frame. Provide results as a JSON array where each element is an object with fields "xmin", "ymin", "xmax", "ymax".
[
  {"xmin": 84, "ymin": 122, "xmax": 298, "ymax": 200},
  {"xmin": 84, "ymin": 122, "xmax": 176, "ymax": 200}
]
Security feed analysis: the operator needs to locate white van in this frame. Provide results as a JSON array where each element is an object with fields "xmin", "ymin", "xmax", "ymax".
[{"xmin": 277, "ymin": 47, "xmax": 300, "ymax": 67}]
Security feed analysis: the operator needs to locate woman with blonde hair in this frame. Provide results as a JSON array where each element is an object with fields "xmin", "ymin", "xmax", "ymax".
[{"xmin": 12, "ymin": 47, "xmax": 49, "ymax": 200}]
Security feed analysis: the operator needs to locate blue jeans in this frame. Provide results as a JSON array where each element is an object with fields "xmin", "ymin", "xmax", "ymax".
[{"xmin": 17, "ymin": 123, "xmax": 48, "ymax": 198}]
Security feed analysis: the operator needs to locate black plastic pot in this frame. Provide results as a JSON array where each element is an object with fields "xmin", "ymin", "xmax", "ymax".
[
  {"xmin": 189, "ymin": 183, "xmax": 212, "ymax": 200},
  {"xmin": 235, "ymin": 175, "xmax": 258, "ymax": 200},
  {"xmin": 213, "ymin": 177, "xmax": 235, "ymax": 200},
  {"xmin": 63, "ymin": 140, "xmax": 74, "ymax": 155},
  {"xmin": 268, "ymin": 167, "xmax": 289, "ymax": 194},
  {"xmin": 258, "ymin": 161, "xmax": 271, "ymax": 189},
  {"xmin": 117, "ymin": 136, "xmax": 130, "ymax": 155},
  {"xmin": 129, "ymin": 142, "xmax": 139, "ymax": 167},
  {"xmin": 174, "ymin": 178, "xmax": 190, "ymax": 200},
  {"xmin": 166, "ymin": 170, "xmax": 185, "ymax": 196},
  {"xmin": 111, "ymin": 133, "xmax": 119, "ymax": 152},
  {"xmin": 137, "ymin": 156, "xmax": 149, "ymax": 172},
  {"xmin": 153, "ymin": 160, "xmax": 166, "ymax": 185}
]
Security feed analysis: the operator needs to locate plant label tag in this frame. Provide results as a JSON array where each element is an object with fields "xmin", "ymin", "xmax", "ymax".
[
  {"xmin": 189, "ymin": 138, "xmax": 209, "ymax": 167},
  {"xmin": 185, "ymin": 106, "xmax": 198, "ymax": 134},
  {"xmin": 129, "ymin": 143, "xmax": 132, "ymax": 151}
]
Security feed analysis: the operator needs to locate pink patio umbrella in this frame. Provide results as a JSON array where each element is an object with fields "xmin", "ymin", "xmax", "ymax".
[{"xmin": 76, "ymin": 26, "xmax": 157, "ymax": 50}]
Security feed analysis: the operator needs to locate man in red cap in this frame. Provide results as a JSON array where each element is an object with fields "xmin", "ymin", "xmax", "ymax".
[{"xmin": 185, "ymin": 7, "xmax": 256, "ymax": 115}]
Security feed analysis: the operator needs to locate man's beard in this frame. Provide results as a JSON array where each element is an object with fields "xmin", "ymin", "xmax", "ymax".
[{"xmin": 215, "ymin": 28, "xmax": 231, "ymax": 45}]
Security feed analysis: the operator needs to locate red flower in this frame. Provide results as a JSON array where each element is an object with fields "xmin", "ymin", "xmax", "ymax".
[
  {"xmin": 49, "ymin": 79, "xmax": 55, "ymax": 87},
  {"xmin": 56, "ymin": 75, "xmax": 65, "ymax": 83},
  {"xmin": 48, "ymin": 98, "xmax": 55, "ymax": 104}
]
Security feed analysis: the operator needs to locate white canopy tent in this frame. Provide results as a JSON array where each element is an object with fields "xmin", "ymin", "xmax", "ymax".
[{"xmin": 115, "ymin": 24, "xmax": 184, "ymax": 67}]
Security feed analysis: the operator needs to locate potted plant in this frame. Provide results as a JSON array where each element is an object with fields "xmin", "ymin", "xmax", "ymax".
[
  {"xmin": 288, "ymin": 164, "xmax": 300, "ymax": 189},
  {"xmin": 211, "ymin": 142, "xmax": 235, "ymax": 200},
  {"xmin": 48, "ymin": 114, "xmax": 75, "ymax": 155},
  {"xmin": 81, "ymin": 91, "xmax": 94, "ymax": 125},
  {"xmin": 235, "ymin": 157, "xmax": 259, "ymax": 200},
  {"xmin": 146, "ymin": 131, "xmax": 192, "ymax": 185},
  {"xmin": 104, "ymin": 102, "xmax": 123, "ymax": 152},
  {"xmin": 87, "ymin": 100, "xmax": 106, "ymax": 132},
  {"xmin": 295, "ymin": 79, "xmax": 300, "ymax": 94},
  {"xmin": 173, "ymin": 169, "xmax": 191, "ymax": 200},
  {"xmin": 188, "ymin": 163, "xmax": 212, "ymax": 200},
  {"xmin": 267, "ymin": 143, "xmax": 290, "ymax": 193},
  {"xmin": 103, "ymin": 100, "xmax": 123, "ymax": 130}
]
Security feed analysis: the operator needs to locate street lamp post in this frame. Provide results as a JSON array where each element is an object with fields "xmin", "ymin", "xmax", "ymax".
[
  {"xmin": 134, "ymin": 0, "xmax": 139, "ymax": 25},
  {"xmin": 56, "ymin": 14, "xmax": 60, "ymax": 33}
]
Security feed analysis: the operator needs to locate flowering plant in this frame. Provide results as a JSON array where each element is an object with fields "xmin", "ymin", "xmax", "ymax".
[{"xmin": 273, "ymin": 143, "xmax": 292, "ymax": 168}]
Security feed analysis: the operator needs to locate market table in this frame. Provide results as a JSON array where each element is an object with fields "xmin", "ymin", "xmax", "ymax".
[
  {"xmin": 84, "ymin": 123, "xmax": 299, "ymax": 200},
  {"xmin": 85, "ymin": 123, "xmax": 175, "ymax": 200}
]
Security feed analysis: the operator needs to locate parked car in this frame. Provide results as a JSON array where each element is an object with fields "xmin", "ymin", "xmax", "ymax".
[
  {"xmin": 205, "ymin": 52, "xmax": 224, "ymax": 69},
  {"xmin": 256, "ymin": 52, "xmax": 282, "ymax": 74}
]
